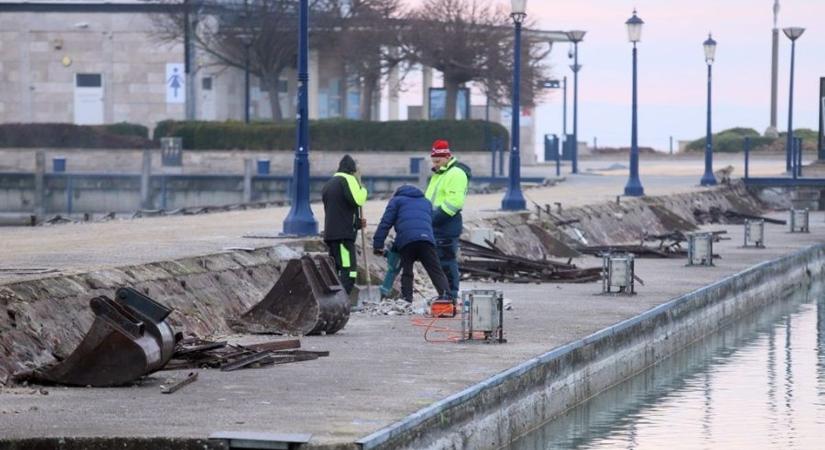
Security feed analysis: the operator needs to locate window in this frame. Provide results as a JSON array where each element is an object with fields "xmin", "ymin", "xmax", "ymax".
[
  {"xmin": 75, "ymin": 73, "xmax": 102, "ymax": 87},
  {"xmin": 201, "ymin": 77, "xmax": 213, "ymax": 91}
]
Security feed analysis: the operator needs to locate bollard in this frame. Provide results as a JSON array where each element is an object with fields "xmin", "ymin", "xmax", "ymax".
[
  {"xmin": 257, "ymin": 158, "xmax": 271, "ymax": 175},
  {"xmin": 52, "ymin": 156, "xmax": 66, "ymax": 173}
]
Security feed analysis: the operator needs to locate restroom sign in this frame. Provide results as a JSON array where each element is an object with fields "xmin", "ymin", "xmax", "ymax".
[{"xmin": 166, "ymin": 63, "xmax": 185, "ymax": 104}]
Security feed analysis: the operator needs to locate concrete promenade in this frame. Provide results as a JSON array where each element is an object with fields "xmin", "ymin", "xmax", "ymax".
[
  {"xmin": 0, "ymin": 171, "xmax": 713, "ymax": 284},
  {"xmin": 0, "ymin": 175, "xmax": 820, "ymax": 447}
]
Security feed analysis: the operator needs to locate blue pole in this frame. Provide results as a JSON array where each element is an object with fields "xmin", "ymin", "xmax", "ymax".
[
  {"xmin": 744, "ymin": 137, "xmax": 750, "ymax": 180},
  {"xmin": 555, "ymin": 135, "xmax": 561, "ymax": 177},
  {"xmin": 792, "ymin": 137, "xmax": 798, "ymax": 180},
  {"xmin": 624, "ymin": 43, "xmax": 644, "ymax": 196},
  {"xmin": 562, "ymin": 76, "xmax": 567, "ymax": 148},
  {"xmin": 501, "ymin": 18, "xmax": 526, "ymax": 210},
  {"xmin": 700, "ymin": 63, "xmax": 717, "ymax": 186},
  {"xmin": 786, "ymin": 39, "xmax": 796, "ymax": 173},
  {"xmin": 571, "ymin": 43, "xmax": 580, "ymax": 175},
  {"xmin": 797, "ymin": 137, "xmax": 803, "ymax": 177},
  {"xmin": 282, "ymin": 0, "xmax": 318, "ymax": 235}
]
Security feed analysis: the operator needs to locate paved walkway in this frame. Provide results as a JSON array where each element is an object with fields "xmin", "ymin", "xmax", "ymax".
[
  {"xmin": 0, "ymin": 170, "xmax": 716, "ymax": 284},
  {"xmin": 0, "ymin": 213, "xmax": 821, "ymax": 447}
]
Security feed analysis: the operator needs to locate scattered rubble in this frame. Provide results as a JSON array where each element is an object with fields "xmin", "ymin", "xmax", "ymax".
[
  {"xmin": 459, "ymin": 239, "xmax": 601, "ymax": 283},
  {"xmin": 165, "ymin": 337, "xmax": 326, "ymax": 371}
]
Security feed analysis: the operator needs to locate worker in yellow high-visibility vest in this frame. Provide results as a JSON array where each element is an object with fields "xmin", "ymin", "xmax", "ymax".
[
  {"xmin": 321, "ymin": 155, "xmax": 368, "ymax": 294},
  {"xmin": 425, "ymin": 139, "xmax": 471, "ymax": 299}
]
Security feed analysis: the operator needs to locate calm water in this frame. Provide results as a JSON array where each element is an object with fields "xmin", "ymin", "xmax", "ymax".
[{"xmin": 510, "ymin": 285, "xmax": 825, "ymax": 450}]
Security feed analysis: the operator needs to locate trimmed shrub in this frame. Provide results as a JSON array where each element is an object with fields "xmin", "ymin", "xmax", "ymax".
[
  {"xmin": 686, "ymin": 127, "xmax": 775, "ymax": 153},
  {"xmin": 153, "ymin": 119, "xmax": 509, "ymax": 152},
  {"xmin": 102, "ymin": 122, "xmax": 149, "ymax": 138},
  {"xmin": 0, "ymin": 123, "xmax": 152, "ymax": 148}
]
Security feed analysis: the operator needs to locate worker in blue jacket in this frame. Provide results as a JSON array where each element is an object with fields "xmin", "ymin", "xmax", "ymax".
[{"xmin": 372, "ymin": 185, "xmax": 450, "ymax": 303}]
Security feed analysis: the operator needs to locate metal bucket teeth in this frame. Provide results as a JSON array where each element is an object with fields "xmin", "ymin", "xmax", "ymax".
[
  {"xmin": 240, "ymin": 255, "xmax": 350, "ymax": 335},
  {"xmin": 31, "ymin": 291, "xmax": 176, "ymax": 387}
]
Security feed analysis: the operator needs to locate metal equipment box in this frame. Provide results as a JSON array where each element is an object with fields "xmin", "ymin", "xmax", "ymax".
[
  {"xmin": 602, "ymin": 253, "xmax": 635, "ymax": 294},
  {"xmin": 460, "ymin": 290, "xmax": 505, "ymax": 343},
  {"xmin": 687, "ymin": 232, "xmax": 714, "ymax": 266},
  {"xmin": 789, "ymin": 208, "xmax": 809, "ymax": 233},
  {"xmin": 743, "ymin": 219, "xmax": 765, "ymax": 248}
]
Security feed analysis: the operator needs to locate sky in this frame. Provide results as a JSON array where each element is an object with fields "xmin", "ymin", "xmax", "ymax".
[{"xmin": 394, "ymin": 0, "xmax": 825, "ymax": 154}]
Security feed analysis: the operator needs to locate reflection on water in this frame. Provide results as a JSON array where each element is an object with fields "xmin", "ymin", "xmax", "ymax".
[{"xmin": 509, "ymin": 284, "xmax": 825, "ymax": 450}]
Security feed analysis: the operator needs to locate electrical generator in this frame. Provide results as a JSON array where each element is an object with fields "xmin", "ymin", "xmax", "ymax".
[{"xmin": 460, "ymin": 290, "xmax": 505, "ymax": 343}]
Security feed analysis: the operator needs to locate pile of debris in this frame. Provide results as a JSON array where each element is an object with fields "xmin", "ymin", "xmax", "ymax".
[
  {"xmin": 14, "ymin": 255, "xmax": 346, "ymax": 388},
  {"xmin": 166, "ymin": 337, "xmax": 328, "ymax": 372},
  {"xmin": 459, "ymin": 239, "xmax": 601, "ymax": 283},
  {"xmin": 693, "ymin": 208, "xmax": 785, "ymax": 226},
  {"xmin": 580, "ymin": 231, "xmax": 727, "ymax": 259},
  {"xmin": 356, "ymin": 299, "xmax": 416, "ymax": 316}
]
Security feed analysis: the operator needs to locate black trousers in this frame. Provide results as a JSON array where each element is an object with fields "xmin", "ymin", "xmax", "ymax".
[
  {"xmin": 399, "ymin": 240, "xmax": 450, "ymax": 302},
  {"xmin": 326, "ymin": 239, "xmax": 357, "ymax": 294}
]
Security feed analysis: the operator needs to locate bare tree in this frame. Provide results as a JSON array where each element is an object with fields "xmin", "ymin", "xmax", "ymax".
[
  {"xmin": 403, "ymin": 0, "xmax": 550, "ymax": 118},
  {"xmin": 152, "ymin": 0, "xmax": 331, "ymax": 121},
  {"xmin": 323, "ymin": 0, "xmax": 407, "ymax": 121}
]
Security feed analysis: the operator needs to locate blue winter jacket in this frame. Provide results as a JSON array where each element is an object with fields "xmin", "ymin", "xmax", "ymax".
[{"xmin": 373, "ymin": 185, "xmax": 435, "ymax": 251}]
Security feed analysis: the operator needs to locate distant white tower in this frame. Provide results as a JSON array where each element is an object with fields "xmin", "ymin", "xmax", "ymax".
[{"xmin": 767, "ymin": 0, "xmax": 780, "ymax": 137}]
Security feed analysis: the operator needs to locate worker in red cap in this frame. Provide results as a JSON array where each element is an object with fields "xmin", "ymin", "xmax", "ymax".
[{"xmin": 424, "ymin": 139, "xmax": 471, "ymax": 299}]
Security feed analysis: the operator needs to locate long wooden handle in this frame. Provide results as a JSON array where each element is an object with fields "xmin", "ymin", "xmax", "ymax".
[{"xmin": 360, "ymin": 208, "xmax": 373, "ymax": 303}]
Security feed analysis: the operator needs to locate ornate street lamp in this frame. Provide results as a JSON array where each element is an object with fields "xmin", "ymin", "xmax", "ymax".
[
  {"xmin": 783, "ymin": 26, "xmax": 805, "ymax": 173},
  {"xmin": 501, "ymin": 0, "xmax": 527, "ymax": 210},
  {"xmin": 623, "ymin": 10, "xmax": 644, "ymax": 196},
  {"xmin": 700, "ymin": 33, "xmax": 717, "ymax": 186},
  {"xmin": 566, "ymin": 30, "xmax": 585, "ymax": 175},
  {"xmin": 282, "ymin": 0, "xmax": 318, "ymax": 235}
]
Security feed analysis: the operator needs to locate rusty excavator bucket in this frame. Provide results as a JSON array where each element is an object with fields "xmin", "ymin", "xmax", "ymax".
[
  {"xmin": 240, "ymin": 255, "xmax": 350, "ymax": 335},
  {"xmin": 29, "ymin": 289, "xmax": 175, "ymax": 387}
]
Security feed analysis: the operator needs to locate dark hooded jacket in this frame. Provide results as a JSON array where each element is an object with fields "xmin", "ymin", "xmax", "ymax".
[
  {"xmin": 322, "ymin": 155, "xmax": 367, "ymax": 241},
  {"xmin": 373, "ymin": 185, "xmax": 435, "ymax": 251}
]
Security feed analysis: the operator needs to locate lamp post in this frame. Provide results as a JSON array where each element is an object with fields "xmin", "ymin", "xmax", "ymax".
[
  {"xmin": 567, "ymin": 30, "xmax": 585, "ymax": 175},
  {"xmin": 238, "ymin": 32, "xmax": 253, "ymax": 124},
  {"xmin": 282, "ymin": 0, "xmax": 317, "ymax": 235},
  {"xmin": 501, "ymin": 0, "xmax": 527, "ymax": 211},
  {"xmin": 700, "ymin": 33, "xmax": 717, "ymax": 186},
  {"xmin": 783, "ymin": 26, "xmax": 805, "ymax": 173},
  {"xmin": 623, "ymin": 9, "xmax": 644, "ymax": 197}
]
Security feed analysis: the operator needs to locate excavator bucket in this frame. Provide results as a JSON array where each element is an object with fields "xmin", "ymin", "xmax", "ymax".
[
  {"xmin": 240, "ymin": 255, "xmax": 350, "ymax": 335},
  {"xmin": 30, "ymin": 291, "xmax": 175, "ymax": 387},
  {"xmin": 114, "ymin": 287, "xmax": 176, "ymax": 370}
]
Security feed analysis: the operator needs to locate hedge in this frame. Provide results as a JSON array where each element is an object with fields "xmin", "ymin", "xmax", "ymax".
[
  {"xmin": 0, "ymin": 123, "xmax": 151, "ymax": 148},
  {"xmin": 685, "ymin": 127, "xmax": 819, "ymax": 153},
  {"xmin": 686, "ymin": 127, "xmax": 774, "ymax": 153},
  {"xmin": 153, "ymin": 119, "xmax": 509, "ymax": 152}
]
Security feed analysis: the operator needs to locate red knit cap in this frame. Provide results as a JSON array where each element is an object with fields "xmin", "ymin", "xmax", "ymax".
[{"xmin": 431, "ymin": 139, "xmax": 451, "ymax": 158}]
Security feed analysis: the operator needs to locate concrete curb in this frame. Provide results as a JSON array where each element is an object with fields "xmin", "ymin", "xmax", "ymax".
[{"xmin": 356, "ymin": 243, "xmax": 825, "ymax": 449}]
